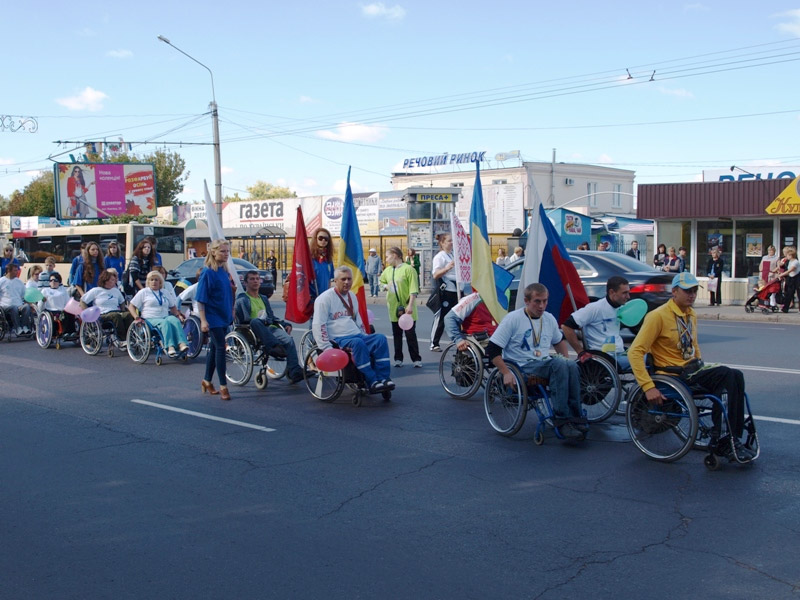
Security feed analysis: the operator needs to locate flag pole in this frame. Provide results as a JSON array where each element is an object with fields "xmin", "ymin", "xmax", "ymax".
[{"xmin": 451, "ymin": 212, "xmax": 462, "ymax": 301}]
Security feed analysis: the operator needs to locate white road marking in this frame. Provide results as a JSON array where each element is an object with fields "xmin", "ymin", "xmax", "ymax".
[
  {"xmin": 131, "ymin": 399, "xmax": 276, "ymax": 432},
  {"xmin": 754, "ymin": 415, "xmax": 800, "ymax": 426},
  {"xmin": 728, "ymin": 364, "xmax": 800, "ymax": 375}
]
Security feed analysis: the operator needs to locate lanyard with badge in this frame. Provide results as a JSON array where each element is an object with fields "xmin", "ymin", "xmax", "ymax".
[
  {"xmin": 335, "ymin": 290, "xmax": 357, "ymax": 322},
  {"xmin": 676, "ymin": 314, "xmax": 695, "ymax": 359},
  {"xmin": 526, "ymin": 311, "xmax": 544, "ymax": 357}
]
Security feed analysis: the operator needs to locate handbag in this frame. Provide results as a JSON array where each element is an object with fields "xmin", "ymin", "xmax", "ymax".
[
  {"xmin": 707, "ymin": 278, "xmax": 718, "ymax": 293},
  {"xmin": 426, "ymin": 289, "xmax": 441, "ymax": 312}
]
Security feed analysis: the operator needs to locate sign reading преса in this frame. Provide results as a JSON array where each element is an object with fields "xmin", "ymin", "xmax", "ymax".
[{"xmin": 401, "ymin": 151, "xmax": 486, "ymax": 169}]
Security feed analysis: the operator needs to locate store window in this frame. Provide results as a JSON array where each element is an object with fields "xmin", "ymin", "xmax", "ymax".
[
  {"xmin": 734, "ymin": 219, "xmax": 773, "ymax": 278},
  {"xmin": 656, "ymin": 221, "xmax": 690, "ymax": 269},
  {"xmin": 696, "ymin": 220, "xmax": 733, "ymax": 277}
]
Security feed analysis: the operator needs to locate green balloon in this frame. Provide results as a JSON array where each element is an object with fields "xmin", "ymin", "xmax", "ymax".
[
  {"xmin": 24, "ymin": 287, "xmax": 44, "ymax": 303},
  {"xmin": 617, "ymin": 298, "xmax": 648, "ymax": 327}
]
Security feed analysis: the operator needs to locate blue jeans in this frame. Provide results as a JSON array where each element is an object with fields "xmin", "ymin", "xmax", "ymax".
[
  {"xmin": 334, "ymin": 333, "xmax": 391, "ymax": 386},
  {"xmin": 368, "ymin": 273, "xmax": 380, "ymax": 296},
  {"xmin": 204, "ymin": 326, "xmax": 227, "ymax": 386},
  {"xmin": 250, "ymin": 319, "xmax": 301, "ymax": 377},
  {"xmin": 519, "ymin": 355, "xmax": 582, "ymax": 420}
]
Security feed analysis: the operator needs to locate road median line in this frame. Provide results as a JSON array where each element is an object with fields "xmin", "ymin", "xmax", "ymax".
[{"xmin": 131, "ymin": 399, "xmax": 276, "ymax": 432}]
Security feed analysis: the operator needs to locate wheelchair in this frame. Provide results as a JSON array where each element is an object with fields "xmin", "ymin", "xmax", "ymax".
[
  {"xmin": 126, "ymin": 319, "xmax": 188, "ymax": 365},
  {"xmin": 576, "ymin": 351, "xmax": 625, "ymax": 423},
  {"xmin": 438, "ymin": 333, "xmax": 491, "ymax": 400},
  {"xmin": 79, "ymin": 317, "xmax": 126, "ymax": 357},
  {"xmin": 302, "ymin": 342, "xmax": 393, "ymax": 407},
  {"xmin": 37, "ymin": 310, "xmax": 79, "ymax": 350},
  {"xmin": 0, "ymin": 305, "xmax": 35, "ymax": 342},
  {"xmin": 223, "ymin": 324, "xmax": 290, "ymax": 390},
  {"xmin": 182, "ymin": 314, "xmax": 205, "ymax": 360},
  {"xmin": 483, "ymin": 361, "xmax": 587, "ymax": 445},
  {"xmin": 625, "ymin": 372, "xmax": 760, "ymax": 469}
]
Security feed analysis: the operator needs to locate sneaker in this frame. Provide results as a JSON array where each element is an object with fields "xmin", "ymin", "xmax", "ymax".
[
  {"xmin": 393, "ymin": 360, "xmax": 403, "ymax": 367},
  {"xmin": 118, "ymin": 341, "xmax": 127, "ymax": 350},
  {"xmin": 383, "ymin": 378, "xmax": 396, "ymax": 390},
  {"xmin": 571, "ymin": 418, "xmax": 589, "ymax": 434},
  {"xmin": 167, "ymin": 347, "xmax": 178, "ymax": 358},
  {"xmin": 732, "ymin": 439, "xmax": 755, "ymax": 461},
  {"xmin": 22, "ymin": 326, "xmax": 31, "ymax": 334},
  {"xmin": 430, "ymin": 345, "xmax": 441, "ymax": 352},
  {"xmin": 14, "ymin": 327, "xmax": 22, "ymax": 336},
  {"xmin": 413, "ymin": 361, "xmax": 423, "ymax": 368},
  {"xmin": 558, "ymin": 422, "xmax": 585, "ymax": 441},
  {"xmin": 288, "ymin": 370, "xmax": 305, "ymax": 384},
  {"xmin": 368, "ymin": 381, "xmax": 385, "ymax": 394}
]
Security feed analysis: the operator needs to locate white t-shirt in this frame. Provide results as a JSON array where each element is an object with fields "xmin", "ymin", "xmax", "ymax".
[
  {"xmin": 82, "ymin": 286, "xmax": 126, "ymax": 314},
  {"xmin": 569, "ymin": 297, "xmax": 624, "ymax": 353},
  {"xmin": 312, "ymin": 287, "xmax": 365, "ymax": 350},
  {"xmin": 178, "ymin": 283, "xmax": 199, "ymax": 314},
  {"xmin": 787, "ymin": 258, "xmax": 800, "ymax": 278},
  {"xmin": 41, "ymin": 286, "xmax": 70, "ymax": 311},
  {"xmin": 130, "ymin": 287, "xmax": 176, "ymax": 319},
  {"xmin": 0, "ymin": 276, "xmax": 25, "ymax": 308},
  {"xmin": 489, "ymin": 308, "xmax": 562, "ymax": 364},
  {"xmin": 432, "ymin": 250, "xmax": 458, "ymax": 292}
]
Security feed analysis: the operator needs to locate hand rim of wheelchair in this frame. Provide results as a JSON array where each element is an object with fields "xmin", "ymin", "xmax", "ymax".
[
  {"xmin": 224, "ymin": 330, "xmax": 254, "ymax": 386},
  {"xmin": 625, "ymin": 374, "xmax": 699, "ymax": 462},
  {"xmin": 126, "ymin": 319, "xmax": 156, "ymax": 364},
  {"xmin": 483, "ymin": 362, "xmax": 529, "ymax": 437},
  {"xmin": 182, "ymin": 315, "xmax": 204, "ymax": 360},
  {"xmin": 37, "ymin": 310, "xmax": 54, "ymax": 349},
  {"xmin": 80, "ymin": 319, "xmax": 104, "ymax": 356},
  {"xmin": 303, "ymin": 346, "xmax": 345, "ymax": 402},
  {"xmin": 577, "ymin": 352, "xmax": 622, "ymax": 423},
  {"xmin": 439, "ymin": 340, "xmax": 485, "ymax": 400}
]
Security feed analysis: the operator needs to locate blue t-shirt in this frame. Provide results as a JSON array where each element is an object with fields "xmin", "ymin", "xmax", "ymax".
[
  {"xmin": 68, "ymin": 255, "xmax": 83, "ymax": 285},
  {"xmin": 196, "ymin": 266, "xmax": 233, "ymax": 328},
  {"xmin": 74, "ymin": 261, "xmax": 101, "ymax": 292},
  {"xmin": 105, "ymin": 255, "xmax": 125, "ymax": 274}
]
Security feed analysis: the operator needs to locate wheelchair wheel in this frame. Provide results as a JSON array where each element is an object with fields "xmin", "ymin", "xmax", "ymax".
[
  {"xmin": 625, "ymin": 374, "xmax": 698, "ymax": 462},
  {"xmin": 483, "ymin": 364, "xmax": 528, "ymax": 437},
  {"xmin": 80, "ymin": 320, "xmax": 103, "ymax": 356},
  {"xmin": 303, "ymin": 348, "xmax": 344, "ymax": 402},
  {"xmin": 300, "ymin": 330, "xmax": 315, "ymax": 363},
  {"xmin": 126, "ymin": 321, "xmax": 152, "ymax": 364},
  {"xmin": 0, "ymin": 308, "xmax": 7, "ymax": 341},
  {"xmin": 37, "ymin": 311, "xmax": 54, "ymax": 349},
  {"xmin": 225, "ymin": 330, "xmax": 253, "ymax": 386},
  {"xmin": 578, "ymin": 355, "xmax": 621, "ymax": 423},
  {"xmin": 255, "ymin": 370, "xmax": 269, "ymax": 390},
  {"xmin": 183, "ymin": 315, "xmax": 204, "ymax": 360},
  {"xmin": 439, "ymin": 341, "xmax": 484, "ymax": 400}
]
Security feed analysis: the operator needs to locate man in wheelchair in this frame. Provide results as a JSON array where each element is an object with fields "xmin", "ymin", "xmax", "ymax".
[
  {"xmin": 312, "ymin": 266, "xmax": 393, "ymax": 393},
  {"xmin": 486, "ymin": 282, "xmax": 586, "ymax": 441},
  {"xmin": 628, "ymin": 272, "xmax": 755, "ymax": 461},
  {"xmin": 235, "ymin": 270, "xmax": 305, "ymax": 384},
  {"xmin": 444, "ymin": 291, "xmax": 500, "ymax": 352},
  {"xmin": 562, "ymin": 275, "xmax": 631, "ymax": 371}
]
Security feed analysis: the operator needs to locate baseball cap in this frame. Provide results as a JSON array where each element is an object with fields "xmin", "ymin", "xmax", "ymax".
[
  {"xmin": 369, "ymin": 248, "xmax": 376, "ymax": 252},
  {"xmin": 672, "ymin": 272, "xmax": 701, "ymax": 289}
]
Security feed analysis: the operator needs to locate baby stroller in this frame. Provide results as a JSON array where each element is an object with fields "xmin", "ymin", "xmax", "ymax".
[{"xmin": 744, "ymin": 279, "xmax": 781, "ymax": 314}]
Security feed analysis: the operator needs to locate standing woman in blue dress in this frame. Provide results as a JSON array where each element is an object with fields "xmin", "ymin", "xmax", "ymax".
[
  {"xmin": 104, "ymin": 241, "xmax": 124, "ymax": 275},
  {"xmin": 196, "ymin": 239, "xmax": 234, "ymax": 401},
  {"xmin": 74, "ymin": 241, "xmax": 105, "ymax": 298}
]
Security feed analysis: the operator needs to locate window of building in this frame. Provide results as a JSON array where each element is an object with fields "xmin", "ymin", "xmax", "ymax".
[
  {"xmin": 734, "ymin": 219, "xmax": 773, "ymax": 279},
  {"xmin": 450, "ymin": 182, "xmax": 464, "ymax": 187},
  {"xmin": 696, "ymin": 220, "xmax": 733, "ymax": 278},
  {"xmin": 587, "ymin": 182, "xmax": 598, "ymax": 207},
  {"xmin": 492, "ymin": 179, "xmax": 507, "ymax": 185},
  {"xmin": 612, "ymin": 184, "xmax": 622, "ymax": 208}
]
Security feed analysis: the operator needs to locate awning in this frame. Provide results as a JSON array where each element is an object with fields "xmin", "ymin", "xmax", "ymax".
[
  {"xmin": 185, "ymin": 226, "xmax": 287, "ymax": 240},
  {"xmin": 617, "ymin": 222, "xmax": 654, "ymax": 234}
]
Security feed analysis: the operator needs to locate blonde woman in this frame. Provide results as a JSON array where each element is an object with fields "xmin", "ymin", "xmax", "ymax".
[
  {"xmin": 777, "ymin": 247, "xmax": 800, "ymax": 313},
  {"xmin": 196, "ymin": 240, "xmax": 234, "ymax": 400},
  {"xmin": 128, "ymin": 271, "xmax": 188, "ymax": 358}
]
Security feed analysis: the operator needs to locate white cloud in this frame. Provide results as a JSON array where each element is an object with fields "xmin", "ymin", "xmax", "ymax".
[
  {"xmin": 597, "ymin": 154, "xmax": 613, "ymax": 164},
  {"xmin": 56, "ymin": 86, "xmax": 109, "ymax": 111},
  {"xmin": 361, "ymin": 2, "xmax": 406, "ymax": 20},
  {"xmin": 299, "ymin": 95, "xmax": 314, "ymax": 103},
  {"xmin": 221, "ymin": 166, "xmax": 234, "ymax": 175},
  {"xmin": 106, "ymin": 49, "xmax": 133, "ymax": 59},
  {"xmin": 0, "ymin": 158, "xmax": 14, "ymax": 166},
  {"xmin": 657, "ymin": 86, "xmax": 694, "ymax": 98},
  {"xmin": 775, "ymin": 9, "xmax": 800, "ymax": 36},
  {"xmin": 317, "ymin": 122, "xmax": 388, "ymax": 143}
]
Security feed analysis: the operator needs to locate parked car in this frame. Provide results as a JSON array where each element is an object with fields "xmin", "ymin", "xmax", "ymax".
[
  {"xmin": 167, "ymin": 257, "xmax": 275, "ymax": 298},
  {"xmin": 504, "ymin": 250, "xmax": 673, "ymax": 319}
]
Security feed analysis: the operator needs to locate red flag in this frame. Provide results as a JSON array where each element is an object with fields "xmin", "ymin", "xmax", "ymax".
[{"xmin": 285, "ymin": 207, "xmax": 316, "ymax": 323}]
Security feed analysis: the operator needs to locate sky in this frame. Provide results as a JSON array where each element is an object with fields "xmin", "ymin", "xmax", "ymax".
[{"xmin": 3, "ymin": 1, "xmax": 800, "ymax": 206}]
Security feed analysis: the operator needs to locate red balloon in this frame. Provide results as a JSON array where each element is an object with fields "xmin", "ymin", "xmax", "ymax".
[{"xmin": 316, "ymin": 348, "xmax": 349, "ymax": 371}]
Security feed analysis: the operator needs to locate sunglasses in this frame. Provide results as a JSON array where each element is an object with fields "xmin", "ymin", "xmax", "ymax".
[
  {"xmin": 49, "ymin": 278, "xmax": 59, "ymax": 282},
  {"xmin": 317, "ymin": 237, "xmax": 329, "ymax": 242}
]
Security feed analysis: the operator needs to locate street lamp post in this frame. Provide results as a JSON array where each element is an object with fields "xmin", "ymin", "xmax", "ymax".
[{"xmin": 157, "ymin": 35, "xmax": 222, "ymax": 221}]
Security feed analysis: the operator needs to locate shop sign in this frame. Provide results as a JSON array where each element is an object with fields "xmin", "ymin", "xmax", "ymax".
[
  {"xmin": 766, "ymin": 178, "xmax": 800, "ymax": 215},
  {"xmin": 401, "ymin": 151, "xmax": 486, "ymax": 169}
]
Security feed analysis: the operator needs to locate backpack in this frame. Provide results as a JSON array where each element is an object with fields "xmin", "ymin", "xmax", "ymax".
[{"xmin": 121, "ymin": 267, "xmax": 135, "ymax": 296}]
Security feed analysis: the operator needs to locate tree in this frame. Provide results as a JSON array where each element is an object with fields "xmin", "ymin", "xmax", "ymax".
[
  {"xmin": 0, "ymin": 193, "xmax": 9, "ymax": 216},
  {"xmin": 106, "ymin": 149, "xmax": 189, "ymax": 207},
  {"xmin": 247, "ymin": 180, "xmax": 296, "ymax": 199},
  {"xmin": 7, "ymin": 171, "xmax": 55, "ymax": 217}
]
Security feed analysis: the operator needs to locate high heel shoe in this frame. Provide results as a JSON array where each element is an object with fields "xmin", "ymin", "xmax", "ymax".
[
  {"xmin": 201, "ymin": 380, "xmax": 220, "ymax": 395},
  {"xmin": 220, "ymin": 386, "xmax": 231, "ymax": 401}
]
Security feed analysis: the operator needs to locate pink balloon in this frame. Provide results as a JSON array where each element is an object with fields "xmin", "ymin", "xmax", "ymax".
[
  {"xmin": 367, "ymin": 309, "xmax": 375, "ymax": 325},
  {"xmin": 80, "ymin": 306, "xmax": 101, "ymax": 323},
  {"xmin": 65, "ymin": 298, "xmax": 82, "ymax": 316},
  {"xmin": 316, "ymin": 348, "xmax": 349, "ymax": 372},
  {"xmin": 398, "ymin": 313, "xmax": 414, "ymax": 330}
]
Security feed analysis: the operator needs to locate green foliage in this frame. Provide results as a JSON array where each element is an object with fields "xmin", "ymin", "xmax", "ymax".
[
  {"xmin": 7, "ymin": 171, "xmax": 55, "ymax": 217},
  {"xmin": 107, "ymin": 149, "xmax": 189, "ymax": 207},
  {"xmin": 247, "ymin": 180, "xmax": 296, "ymax": 199}
]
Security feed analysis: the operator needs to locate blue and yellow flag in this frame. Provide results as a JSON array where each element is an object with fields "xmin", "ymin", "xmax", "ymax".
[
  {"xmin": 336, "ymin": 167, "xmax": 370, "ymax": 329},
  {"xmin": 469, "ymin": 163, "xmax": 512, "ymax": 322}
]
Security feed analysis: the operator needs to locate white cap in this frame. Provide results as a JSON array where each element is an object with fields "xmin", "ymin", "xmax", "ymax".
[{"xmin": 369, "ymin": 248, "xmax": 376, "ymax": 252}]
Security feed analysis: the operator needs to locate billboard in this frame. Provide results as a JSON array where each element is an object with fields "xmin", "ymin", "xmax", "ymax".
[{"xmin": 54, "ymin": 162, "xmax": 157, "ymax": 220}]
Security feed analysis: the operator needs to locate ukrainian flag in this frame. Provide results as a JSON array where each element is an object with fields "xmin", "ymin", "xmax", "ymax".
[
  {"xmin": 337, "ymin": 167, "xmax": 370, "ymax": 328},
  {"xmin": 469, "ymin": 163, "xmax": 511, "ymax": 322}
]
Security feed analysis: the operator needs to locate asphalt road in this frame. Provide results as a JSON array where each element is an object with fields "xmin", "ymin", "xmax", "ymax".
[{"xmin": 1, "ymin": 306, "xmax": 799, "ymax": 599}]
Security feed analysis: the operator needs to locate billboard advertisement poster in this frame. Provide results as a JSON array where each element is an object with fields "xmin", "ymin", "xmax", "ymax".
[{"xmin": 54, "ymin": 162, "xmax": 157, "ymax": 219}]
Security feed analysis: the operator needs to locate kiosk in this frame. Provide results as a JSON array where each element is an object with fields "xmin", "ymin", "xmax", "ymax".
[{"xmin": 403, "ymin": 187, "xmax": 459, "ymax": 290}]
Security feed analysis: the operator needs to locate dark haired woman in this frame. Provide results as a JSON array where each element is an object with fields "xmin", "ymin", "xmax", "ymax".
[
  {"xmin": 128, "ymin": 239, "xmax": 154, "ymax": 292},
  {"xmin": 104, "ymin": 241, "xmax": 124, "ymax": 275},
  {"xmin": 74, "ymin": 241, "xmax": 104, "ymax": 297},
  {"xmin": 67, "ymin": 166, "xmax": 93, "ymax": 218},
  {"xmin": 653, "ymin": 243, "xmax": 667, "ymax": 268},
  {"xmin": 429, "ymin": 233, "xmax": 458, "ymax": 352},
  {"xmin": 310, "ymin": 227, "xmax": 335, "ymax": 299}
]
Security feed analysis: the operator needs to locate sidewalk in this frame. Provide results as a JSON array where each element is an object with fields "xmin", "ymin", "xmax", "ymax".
[{"xmin": 362, "ymin": 294, "xmax": 800, "ymax": 325}]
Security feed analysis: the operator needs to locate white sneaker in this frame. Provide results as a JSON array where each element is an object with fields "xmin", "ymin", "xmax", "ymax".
[
  {"xmin": 15, "ymin": 327, "xmax": 22, "ymax": 336},
  {"xmin": 413, "ymin": 361, "xmax": 423, "ymax": 368},
  {"xmin": 393, "ymin": 360, "xmax": 403, "ymax": 367}
]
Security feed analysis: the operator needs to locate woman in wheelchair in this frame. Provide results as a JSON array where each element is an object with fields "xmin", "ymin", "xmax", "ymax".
[
  {"xmin": 235, "ymin": 270, "xmax": 305, "ymax": 384},
  {"xmin": 80, "ymin": 269, "xmax": 133, "ymax": 346},
  {"xmin": 40, "ymin": 272, "xmax": 77, "ymax": 337},
  {"xmin": 128, "ymin": 271, "xmax": 188, "ymax": 358},
  {"xmin": 0, "ymin": 263, "xmax": 33, "ymax": 336}
]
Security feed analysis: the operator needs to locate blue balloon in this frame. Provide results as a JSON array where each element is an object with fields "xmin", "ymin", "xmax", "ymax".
[{"xmin": 617, "ymin": 299, "xmax": 648, "ymax": 327}]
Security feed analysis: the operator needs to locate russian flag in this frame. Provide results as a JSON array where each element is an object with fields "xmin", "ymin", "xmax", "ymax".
[
  {"xmin": 516, "ymin": 203, "xmax": 589, "ymax": 324},
  {"xmin": 336, "ymin": 167, "xmax": 370, "ymax": 329}
]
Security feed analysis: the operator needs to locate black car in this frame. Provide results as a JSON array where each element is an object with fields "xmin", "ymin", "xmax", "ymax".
[
  {"xmin": 505, "ymin": 250, "xmax": 673, "ymax": 315},
  {"xmin": 168, "ymin": 257, "xmax": 275, "ymax": 298}
]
